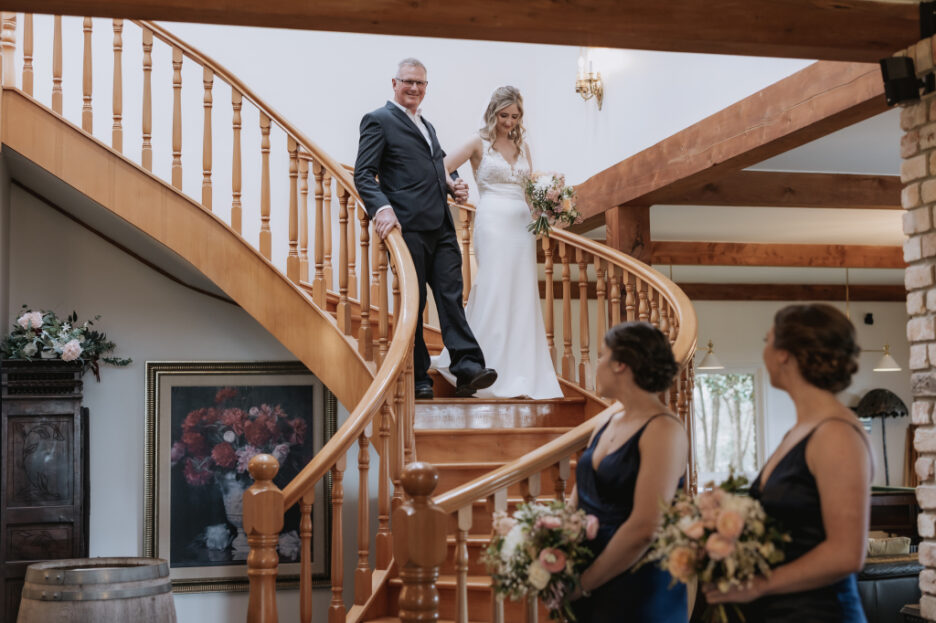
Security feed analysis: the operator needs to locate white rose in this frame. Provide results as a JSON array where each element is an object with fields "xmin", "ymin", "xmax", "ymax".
[
  {"xmin": 527, "ymin": 560, "xmax": 551, "ymax": 590},
  {"xmin": 22, "ymin": 342, "xmax": 38, "ymax": 357},
  {"xmin": 223, "ymin": 430, "xmax": 237, "ymax": 443},
  {"xmin": 61, "ymin": 339, "xmax": 82, "ymax": 362},
  {"xmin": 26, "ymin": 311, "xmax": 43, "ymax": 329},
  {"xmin": 501, "ymin": 524, "xmax": 523, "ymax": 562},
  {"xmin": 16, "ymin": 313, "xmax": 30, "ymax": 329}
]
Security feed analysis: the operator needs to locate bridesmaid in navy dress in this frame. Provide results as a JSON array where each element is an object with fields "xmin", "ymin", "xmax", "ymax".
[
  {"xmin": 570, "ymin": 321, "xmax": 689, "ymax": 623},
  {"xmin": 706, "ymin": 304, "xmax": 872, "ymax": 622}
]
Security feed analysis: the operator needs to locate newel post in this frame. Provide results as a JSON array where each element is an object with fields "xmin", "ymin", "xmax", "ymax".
[
  {"xmin": 392, "ymin": 462, "xmax": 448, "ymax": 622},
  {"xmin": 245, "ymin": 454, "xmax": 284, "ymax": 623}
]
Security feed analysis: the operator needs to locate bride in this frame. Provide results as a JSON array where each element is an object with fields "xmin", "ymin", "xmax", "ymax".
[{"xmin": 432, "ymin": 86, "xmax": 563, "ymax": 399}]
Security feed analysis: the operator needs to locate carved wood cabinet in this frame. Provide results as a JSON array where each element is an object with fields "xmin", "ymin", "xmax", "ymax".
[{"xmin": 0, "ymin": 361, "xmax": 89, "ymax": 622}]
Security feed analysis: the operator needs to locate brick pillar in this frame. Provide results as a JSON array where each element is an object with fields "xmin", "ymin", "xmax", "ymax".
[{"xmin": 900, "ymin": 40, "xmax": 936, "ymax": 620}]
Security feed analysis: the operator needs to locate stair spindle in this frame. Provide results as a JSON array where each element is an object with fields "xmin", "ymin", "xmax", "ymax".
[
  {"xmin": 543, "ymin": 236, "xmax": 556, "ymax": 366},
  {"xmin": 140, "ymin": 26, "xmax": 152, "ymax": 169},
  {"xmin": 337, "ymin": 187, "xmax": 352, "ymax": 333},
  {"xmin": 312, "ymin": 159, "xmax": 326, "ymax": 305},
  {"xmin": 323, "ymin": 172, "xmax": 334, "ymax": 289},
  {"xmin": 637, "ymin": 278, "xmax": 650, "ymax": 322},
  {"xmin": 202, "ymin": 67, "xmax": 213, "ymax": 210},
  {"xmin": 371, "ymin": 229, "xmax": 381, "ymax": 315},
  {"xmin": 659, "ymin": 296, "xmax": 670, "ymax": 336},
  {"xmin": 299, "ymin": 153, "xmax": 310, "ymax": 282},
  {"xmin": 355, "ymin": 429, "xmax": 373, "ymax": 605},
  {"xmin": 460, "ymin": 207, "xmax": 472, "ymax": 305},
  {"xmin": 668, "ymin": 306, "xmax": 678, "ymax": 343},
  {"xmin": 609, "ymin": 265, "xmax": 621, "ymax": 326},
  {"xmin": 359, "ymin": 208, "xmax": 373, "ymax": 361},
  {"xmin": 594, "ymin": 258, "xmax": 607, "ymax": 358},
  {"xmin": 577, "ymin": 248, "xmax": 590, "ymax": 387},
  {"xmin": 520, "ymin": 472, "xmax": 541, "ymax": 505},
  {"xmin": 377, "ymin": 236, "xmax": 390, "ymax": 366},
  {"xmin": 299, "ymin": 491, "xmax": 314, "ymax": 623},
  {"xmin": 171, "ymin": 47, "xmax": 182, "ymax": 189},
  {"xmin": 0, "ymin": 14, "xmax": 13, "ymax": 90},
  {"xmin": 552, "ymin": 457, "xmax": 571, "ymax": 501},
  {"xmin": 623, "ymin": 274, "xmax": 634, "ymax": 322},
  {"xmin": 487, "ymin": 489, "xmax": 508, "ymax": 623},
  {"xmin": 650, "ymin": 289, "xmax": 660, "ymax": 326},
  {"xmin": 111, "ymin": 19, "xmax": 122, "ymax": 151},
  {"xmin": 560, "ymin": 242, "xmax": 574, "ymax": 380},
  {"xmin": 392, "ymin": 374, "xmax": 405, "ymax": 509},
  {"xmin": 82, "ymin": 18, "xmax": 92, "ymax": 132},
  {"xmin": 52, "ymin": 16, "xmax": 63, "ymax": 114},
  {"xmin": 376, "ymin": 404, "xmax": 393, "ymax": 569},
  {"xmin": 348, "ymin": 203, "xmax": 358, "ymax": 299},
  {"xmin": 259, "ymin": 112, "xmax": 272, "ymax": 258},
  {"xmin": 23, "ymin": 14, "xmax": 32, "ymax": 95},
  {"xmin": 329, "ymin": 456, "xmax": 346, "ymax": 623},
  {"xmin": 231, "ymin": 90, "xmax": 243, "ymax": 232},
  {"xmin": 287, "ymin": 137, "xmax": 300, "ymax": 281},
  {"xmin": 455, "ymin": 505, "xmax": 473, "ymax": 623}
]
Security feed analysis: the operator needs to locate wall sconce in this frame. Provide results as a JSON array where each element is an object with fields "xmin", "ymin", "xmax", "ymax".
[
  {"xmin": 576, "ymin": 53, "xmax": 603, "ymax": 110},
  {"xmin": 696, "ymin": 340, "xmax": 724, "ymax": 370}
]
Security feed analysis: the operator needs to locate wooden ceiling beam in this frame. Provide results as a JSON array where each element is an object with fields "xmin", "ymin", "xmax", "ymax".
[
  {"xmin": 651, "ymin": 241, "xmax": 905, "ymax": 268},
  {"xmin": 574, "ymin": 61, "xmax": 889, "ymax": 225},
  {"xmin": 628, "ymin": 171, "xmax": 901, "ymax": 209},
  {"xmin": 7, "ymin": 1, "xmax": 917, "ymax": 62}
]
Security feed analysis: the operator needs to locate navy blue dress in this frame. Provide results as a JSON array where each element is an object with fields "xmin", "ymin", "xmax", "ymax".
[
  {"xmin": 741, "ymin": 420, "xmax": 868, "ymax": 622},
  {"xmin": 572, "ymin": 414, "xmax": 688, "ymax": 623}
]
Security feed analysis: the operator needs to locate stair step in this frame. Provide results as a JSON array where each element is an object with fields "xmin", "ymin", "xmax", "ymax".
[
  {"xmin": 434, "ymin": 459, "xmax": 577, "ymax": 496},
  {"xmin": 416, "ymin": 427, "xmax": 570, "ymax": 462},
  {"xmin": 415, "ymin": 396, "xmax": 586, "ymax": 429},
  {"xmin": 441, "ymin": 535, "xmax": 493, "ymax": 575},
  {"xmin": 388, "ymin": 575, "xmax": 550, "ymax": 621}
]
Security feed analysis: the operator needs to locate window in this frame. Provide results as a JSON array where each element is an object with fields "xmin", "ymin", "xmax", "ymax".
[{"xmin": 692, "ymin": 370, "xmax": 762, "ymax": 486}]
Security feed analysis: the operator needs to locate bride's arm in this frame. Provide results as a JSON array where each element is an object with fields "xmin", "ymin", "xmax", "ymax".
[
  {"xmin": 524, "ymin": 141, "xmax": 533, "ymax": 172},
  {"xmin": 443, "ymin": 136, "xmax": 482, "ymax": 174},
  {"xmin": 579, "ymin": 416, "xmax": 688, "ymax": 594}
]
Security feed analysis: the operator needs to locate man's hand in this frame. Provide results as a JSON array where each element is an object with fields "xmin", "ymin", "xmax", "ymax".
[
  {"xmin": 452, "ymin": 177, "xmax": 469, "ymax": 204},
  {"xmin": 373, "ymin": 208, "xmax": 400, "ymax": 239}
]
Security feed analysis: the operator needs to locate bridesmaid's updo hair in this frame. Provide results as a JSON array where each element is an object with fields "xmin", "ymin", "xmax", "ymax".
[
  {"xmin": 604, "ymin": 322, "xmax": 679, "ymax": 393},
  {"xmin": 479, "ymin": 86, "xmax": 526, "ymax": 153},
  {"xmin": 772, "ymin": 304, "xmax": 859, "ymax": 393}
]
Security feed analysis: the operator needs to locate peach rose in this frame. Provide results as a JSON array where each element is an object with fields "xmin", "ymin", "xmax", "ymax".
[
  {"xmin": 666, "ymin": 546, "xmax": 695, "ymax": 583},
  {"xmin": 585, "ymin": 515, "xmax": 599, "ymax": 540},
  {"xmin": 492, "ymin": 512, "xmax": 517, "ymax": 537},
  {"xmin": 705, "ymin": 533, "xmax": 736, "ymax": 561},
  {"xmin": 678, "ymin": 516, "xmax": 705, "ymax": 541},
  {"xmin": 716, "ymin": 509, "xmax": 744, "ymax": 540},
  {"xmin": 538, "ymin": 548, "xmax": 567, "ymax": 573},
  {"xmin": 536, "ymin": 515, "xmax": 563, "ymax": 531}
]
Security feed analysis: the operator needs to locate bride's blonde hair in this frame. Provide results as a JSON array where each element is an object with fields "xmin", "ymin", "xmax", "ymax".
[{"xmin": 479, "ymin": 86, "xmax": 526, "ymax": 153}]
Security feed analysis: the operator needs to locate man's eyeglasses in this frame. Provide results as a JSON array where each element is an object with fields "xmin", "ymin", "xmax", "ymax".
[{"xmin": 395, "ymin": 78, "xmax": 428, "ymax": 89}]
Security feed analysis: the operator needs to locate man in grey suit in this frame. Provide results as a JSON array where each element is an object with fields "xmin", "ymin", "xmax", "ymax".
[{"xmin": 354, "ymin": 58, "xmax": 496, "ymax": 399}]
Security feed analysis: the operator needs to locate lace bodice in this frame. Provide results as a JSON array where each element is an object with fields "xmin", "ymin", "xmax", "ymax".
[{"xmin": 474, "ymin": 138, "xmax": 530, "ymax": 194}]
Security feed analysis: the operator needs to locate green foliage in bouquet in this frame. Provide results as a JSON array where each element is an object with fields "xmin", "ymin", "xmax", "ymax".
[{"xmin": 1, "ymin": 305, "xmax": 132, "ymax": 381}]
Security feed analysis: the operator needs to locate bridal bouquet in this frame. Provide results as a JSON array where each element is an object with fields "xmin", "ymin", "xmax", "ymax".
[
  {"xmin": 522, "ymin": 173, "xmax": 580, "ymax": 237},
  {"xmin": 641, "ymin": 472, "xmax": 790, "ymax": 622},
  {"xmin": 483, "ymin": 500, "xmax": 597, "ymax": 621},
  {"xmin": 1, "ymin": 305, "xmax": 131, "ymax": 380}
]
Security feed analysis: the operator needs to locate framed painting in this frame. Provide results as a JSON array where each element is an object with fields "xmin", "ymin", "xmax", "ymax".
[{"xmin": 143, "ymin": 361, "xmax": 334, "ymax": 592}]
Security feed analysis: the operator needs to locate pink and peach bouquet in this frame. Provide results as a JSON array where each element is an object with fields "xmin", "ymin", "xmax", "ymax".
[
  {"xmin": 483, "ymin": 500, "xmax": 596, "ymax": 621},
  {"xmin": 641, "ymin": 472, "xmax": 789, "ymax": 621},
  {"xmin": 522, "ymin": 172, "xmax": 580, "ymax": 237}
]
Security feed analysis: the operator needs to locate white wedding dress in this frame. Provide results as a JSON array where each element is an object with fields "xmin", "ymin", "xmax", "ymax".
[{"xmin": 432, "ymin": 139, "xmax": 563, "ymax": 399}]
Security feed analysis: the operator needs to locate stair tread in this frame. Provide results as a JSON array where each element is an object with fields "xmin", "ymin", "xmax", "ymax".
[
  {"xmin": 417, "ymin": 396, "xmax": 584, "ymax": 403},
  {"xmin": 417, "ymin": 426, "xmax": 572, "ymax": 435},
  {"xmin": 390, "ymin": 574, "xmax": 493, "ymax": 588}
]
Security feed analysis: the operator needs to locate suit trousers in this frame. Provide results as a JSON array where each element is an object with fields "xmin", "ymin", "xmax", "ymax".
[{"xmin": 402, "ymin": 224, "xmax": 485, "ymax": 387}]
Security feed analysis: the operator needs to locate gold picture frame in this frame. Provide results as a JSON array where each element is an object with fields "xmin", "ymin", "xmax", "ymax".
[{"xmin": 143, "ymin": 361, "xmax": 334, "ymax": 592}]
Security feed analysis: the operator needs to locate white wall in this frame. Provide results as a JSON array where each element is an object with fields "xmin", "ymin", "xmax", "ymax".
[
  {"xmin": 693, "ymin": 300, "xmax": 912, "ymax": 488},
  {"xmin": 6, "ymin": 185, "xmax": 382, "ymax": 622}
]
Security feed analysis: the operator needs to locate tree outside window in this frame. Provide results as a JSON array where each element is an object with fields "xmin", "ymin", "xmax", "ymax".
[{"xmin": 692, "ymin": 371, "xmax": 760, "ymax": 485}]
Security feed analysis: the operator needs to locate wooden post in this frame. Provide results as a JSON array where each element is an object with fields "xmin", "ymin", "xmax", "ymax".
[
  {"xmin": 329, "ymin": 456, "xmax": 346, "ymax": 623},
  {"xmin": 355, "ymin": 430, "xmax": 372, "ymax": 605},
  {"xmin": 111, "ymin": 19, "xmax": 122, "ymax": 151},
  {"xmin": 604, "ymin": 204, "xmax": 652, "ymax": 263},
  {"xmin": 299, "ymin": 492, "xmax": 314, "ymax": 623},
  {"xmin": 287, "ymin": 136, "xmax": 300, "ymax": 281},
  {"xmin": 542, "ymin": 236, "xmax": 556, "ymax": 366},
  {"xmin": 52, "ymin": 16, "xmax": 63, "ymax": 114},
  {"xmin": 299, "ymin": 153, "xmax": 310, "ymax": 282},
  {"xmin": 23, "ymin": 14, "xmax": 33, "ymax": 95},
  {"xmin": 171, "ymin": 47, "xmax": 182, "ymax": 189},
  {"xmin": 312, "ymin": 159, "xmax": 326, "ymax": 305},
  {"xmin": 81, "ymin": 17, "xmax": 92, "ymax": 132},
  {"xmin": 244, "ymin": 454, "xmax": 284, "ymax": 623},
  {"xmin": 376, "ymin": 403, "xmax": 393, "ymax": 569},
  {"xmin": 231, "ymin": 90, "xmax": 243, "ymax": 232},
  {"xmin": 260, "ymin": 112, "xmax": 272, "ymax": 258},
  {"xmin": 393, "ymin": 462, "xmax": 448, "ymax": 623},
  {"xmin": 202, "ymin": 67, "xmax": 214, "ymax": 210},
  {"xmin": 1, "ymin": 13, "xmax": 16, "ymax": 89}
]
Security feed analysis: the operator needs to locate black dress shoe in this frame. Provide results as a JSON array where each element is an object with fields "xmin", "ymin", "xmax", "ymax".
[
  {"xmin": 455, "ymin": 368, "xmax": 497, "ymax": 398},
  {"xmin": 414, "ymin": 386, "xmax": 434, "ymax": 400}
]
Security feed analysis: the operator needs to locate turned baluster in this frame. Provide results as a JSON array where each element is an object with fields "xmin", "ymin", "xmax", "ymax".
[
  {"xmin": 487, "ymin": 489, "xmax": 508, "ymax": 623},
  {"xmin": 312, "ymin": 159, "xmax": 326, "ymax": 305},
  {"xmin": 543, "ymin": 236, "xmax": 556, "ymax": 365},
  {"xmin": 394, "ymin": 463, "xmax": 448, "ymax": 623},
  {"xmin": 358, "ymin": 208, "xmax": 373, "ymax": 361},
  {"xmin": 0, "ymin": 14, "xmax": 12, "ymax": 90},
  {"xmin": 329, "ymin": 456, "xmax": 347, "ymax": 623},
  {"xmin": 82, "ymin": 17, "xmax": 92, "ymax": 132},
  {"xmin": 231, "ymin": 90, "xmax": 243, "ymax": 233},
  {"xmin": 348, "ymin": 203, "xmax": 358, "ymax": 299},
  {"xmin": 460, "ymin": 207, "xmax": 472, "ymax": 305},
  {"xmin": 337, "ymin": 188, "xmax": 352, "ymax": 333},
  {"xmin": 299, "ymin": 491, "xmax": 314, "ymax": 623},
  {"xmin": 299, "ymin": 153, "xmax": 310, "ymax": 282},
  {"xmin": 609, "ymin": 265, "xmax": 621, "ymax": 326},
  {"xmin": 377, "ymin": 236, "xmax": 390, "ymax": 366},
  {"xmin": 376, "ymin": 403, "xmax": 393, "ymax": 569},
  {"xmin": 202, "ymin": 68, "xmax": 213, "ymax": 210},
  {"xmin": 455, "ymin": 505, "xmax": 473, "ymax": 623},
  {"xmin": 559, "ymin": 242, "xmax": 574, "ymax": 380},
  {"xmin": 371, "ymin": 230, "xmax": 381, "ymax": 313},
  {"xmin": 111, "ymin": 19, "xmax": 122, "ymax": 151},
  {"xmin": 392, "ymin": 263, "xmax": 401, "ymax": 340},
  {"xmin": 659, "ymin": 296, "xmax": 670, "ymax": 337},
  {"xmin": 171, "ymin": 47, "xmax": 182, "ymax": 189},
  {"xmin": 323, "ymin": 172, "xmax": 334, "ymax": 289},
  {"xmin": 244, "ymin": 454, "xmax": 284, "ymax": 623},
  {"xmin": 577, "ymin": 248, "xmax": 590, "ymax": 387},
  {"xmin": 259, "ymin": 112, "xmax": 272, "ymax": 258},
  {"xmin": 140, "ymin": 26, "xmax": 152, "ymax": 169},
  {"xmin": 404, "ymin": 352, "xmax": 416, "ymax": 459},
  {"xmin": 23, "ymin": 14, "xmax": 32, "ymax": 95},
  {"xmin": 668, "ymin": 306, "xmax": 678, "ymax": 343},
  {"xmin": 392, "ymin": 374, "xmax": 406, "ymax": 509},
  {"xmin": 594, "ymin": 258, "xmax": 607, "ymax": 355},
  {"xmin": 624, "ymin": 275, "xmax": 635, "ymax": 323},
  {"xmin": 552, "ymin": 457, "xmax": 571, "ymax": 501},
  {"xmin": 355, "ymin": 429, "xmax": 373, "ymax": 605},
  {"xmin": 52, "ymin": 16, "xmax": 63, "ymax": 114},
  {"xmin": 521, "ymin": 471, "xmax": 544, "ymax": 621},
  {"xmin": 637, "ymin": 279, "xmax": 650, "ymax": 322},
  {"xmin": 287, "ymin": 137, "xmax": 300, "ymax": 281}
]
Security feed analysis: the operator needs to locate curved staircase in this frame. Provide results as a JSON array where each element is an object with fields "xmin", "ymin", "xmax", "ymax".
[{"xmin": 2, "ymin": 13, "xmax": 697, "ymax": 623}]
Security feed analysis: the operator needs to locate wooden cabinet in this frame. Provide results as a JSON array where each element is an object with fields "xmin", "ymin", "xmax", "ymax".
[{"xmin": 0, "ymin": 362, "xmax": 89, "ymax": 623}]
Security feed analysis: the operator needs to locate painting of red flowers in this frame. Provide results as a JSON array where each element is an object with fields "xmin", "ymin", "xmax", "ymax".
[{"xmin": 144, "ymin": 361, "xmax": 333, "ymax": 592}]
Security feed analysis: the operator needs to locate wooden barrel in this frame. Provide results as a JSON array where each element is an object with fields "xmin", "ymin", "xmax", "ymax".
[{"xmin": 17, "ymin": 558, "xmax": 177, "ymax": 622}]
